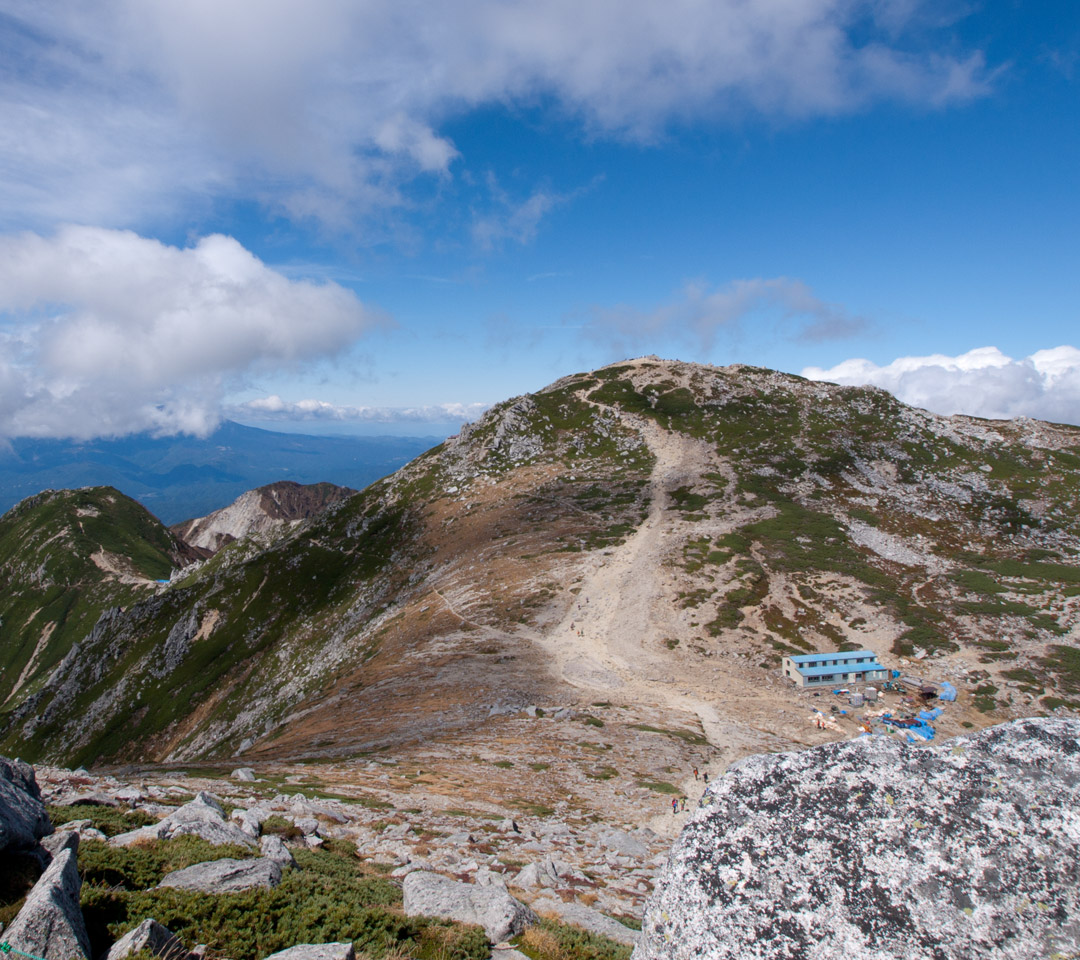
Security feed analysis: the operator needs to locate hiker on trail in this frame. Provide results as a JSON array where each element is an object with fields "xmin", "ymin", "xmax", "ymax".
[
  {"xmin": 693, "ymin": 766, "xmax": 699, "ymax": 780},
  {"xmin": 672, "ymin": 797, "xmax": 679, "ymax": 815},
  {"xmin": 680, "ymin": 797, "xmax": 687, "ymax": 812}
]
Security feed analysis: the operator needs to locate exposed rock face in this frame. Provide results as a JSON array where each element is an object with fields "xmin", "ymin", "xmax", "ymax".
[
  {"xmin": 403, "ymin": 870, "xmax": 537, "ymax": 943},
  {"xmin": 0, "ymin": 755, "xmax": 50, "ymax": 852},
  {"xmin": 262, "ymin": 945, "xmax": 355, "ymax": 960},
  {"xmin": 105, "ymin": 919, "xmax": 186, "ymax": 960},
  {"xmin": 232, "ymin": 807, "xmax": 262, "ymax": 838},
  {"xmin": 171, "ymin": 481, "xmax": 355, "ymax": 555},
  {"xmin": 635, "ymin": 718, "xmax": 1080, "ymax": 960},
  {"xmin": 158, "ymin": 856, "xmax": 282, "ymax": 892},
  {"xmin": 4, "ymin": 847, "xmax": 91, "ymax": 960},
  {"xmin": 40, "ymin": 827, "xmax": 80, "ymax": 861},
  {"xmin": 259, "ymin": 834, "xmax": 297, "ymax": 869}
]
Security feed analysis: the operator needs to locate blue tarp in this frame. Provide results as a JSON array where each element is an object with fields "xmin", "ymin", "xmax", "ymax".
[
  {"xmin": 880, "ymin": 713, "xmax": 936, "ymax": 741},
  {"xmin": 918, "ymin": 707, "xmax": 943, "ymax": 721},
  {"xmin": 939, "ymin": 682, "xmax": 957, "ymax": 702},
  {"xmin": 905, "ymin": 721, "xmax": 936, "ymax": 741}
]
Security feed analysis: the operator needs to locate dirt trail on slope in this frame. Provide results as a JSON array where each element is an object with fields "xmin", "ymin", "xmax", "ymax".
[{"xmin": 529, "ymin": 412, "xmax": 794, "ymax": 823}]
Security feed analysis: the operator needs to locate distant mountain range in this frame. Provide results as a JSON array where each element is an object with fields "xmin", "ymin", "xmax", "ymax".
[{"xmin": 0, "ymin": 421, "xmax": 439, "ymax": 524}]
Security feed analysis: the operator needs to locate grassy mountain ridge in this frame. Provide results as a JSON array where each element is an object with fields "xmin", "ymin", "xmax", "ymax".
[
  {"xmin": 0, "ymin": 486, "xmax": 195, "ymax": 721},
  {"xmin": 3, "ymin": 358, "xmax": 1080, "ymax": 766}
]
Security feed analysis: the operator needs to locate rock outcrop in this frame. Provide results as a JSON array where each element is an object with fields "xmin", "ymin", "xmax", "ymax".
[
  {"xmin": 3, "ymin": 847, "xmax": 91, "ymax": 960},
  {"xmin": 403, "ymin": 871, "xmax": 537, "ymax": 943},
  {"xmin": 105, "ymin": 919, "xmax": 186, "ymax": 960},
  {"xmin": 262, "ymin": 945, "xmax": 355, "ymax": 960},
  {"xmin": 635, "ymin": 718, "xmax": 1080, "ymax": 960},
  {"xmin": 110, "ymin": 792, "xmax": 256, "ymax": 848},
  {"xmin": 40, "ymin": 827, "xmax": 80, "ymax": 861},
  {"xmin": 171, "ymin": 481, "xmax": 355, "ymax": 556},
  {"xmin": 158, "ymin": 856, "xmax": 282, "ymax": 892},
  {"xmin": 1, "ymin": 755, "xmax": 51, "ymax": 852},
  {"xmin": 259, "ymin": 834, "xmax": 297, "ymax": 869}
]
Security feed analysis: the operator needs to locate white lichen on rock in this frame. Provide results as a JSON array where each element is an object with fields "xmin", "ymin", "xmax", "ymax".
[{"xmin": 635, "ymin": 718, "xmax": 1080, "ymax": 960}]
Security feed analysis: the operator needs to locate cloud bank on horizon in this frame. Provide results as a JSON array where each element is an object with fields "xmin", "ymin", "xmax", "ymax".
[
  {"xmin": 231, "ymin": 396, "xmax": 489, "ymax": 426},
  {"xmin": 804, "ymin": 347, "xmax": 1080, "ymax": 425},
  {"xmin": 0, "ymin": 227, "xmax": 383, "ymax": 439}
]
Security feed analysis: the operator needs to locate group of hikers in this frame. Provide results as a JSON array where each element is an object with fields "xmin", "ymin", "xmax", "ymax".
[{"xmin": 669, "ymin": 762, "xmax": 712, "ymax": 814}]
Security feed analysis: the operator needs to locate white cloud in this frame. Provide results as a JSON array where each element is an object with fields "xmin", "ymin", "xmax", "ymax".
[
  {"xmin": 472, "ymin": 174, "xmax": 576, "ymax": 250},
  {"xmin": 803, "ymin": 346, "xmax": 1080, "ymax": 425},
  {"xmin": 232, "ymin": 396, "xmax": 489, "ymax": 424},
  {"xmin": 588, "ymin": 277, "xmax": 866, "ymax": 353},
  {"xmin": 0, "ymin": 226, "xmax": 385, "ymax": 439},
  {"xmin": 0, "ymin": 1, "xmax": 993, "ymax": 231}
]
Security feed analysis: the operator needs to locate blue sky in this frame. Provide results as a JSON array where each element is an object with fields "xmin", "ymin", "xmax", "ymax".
[{"xmin": 0, "ymin": 0, "xmax": 1078, "ymax": 439}]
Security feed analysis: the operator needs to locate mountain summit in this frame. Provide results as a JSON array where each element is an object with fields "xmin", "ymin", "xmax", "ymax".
[{"xmin": 2, "ymin": 358, "xmax": 1078, "ymax": 767}]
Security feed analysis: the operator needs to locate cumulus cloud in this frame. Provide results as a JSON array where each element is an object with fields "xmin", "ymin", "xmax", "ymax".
[
  {"xmin": 0, "ymin": 226, "xmax": 384, "ymax": 439},
  {"xmin": 588, "ymin": 277, "xmax": 866, "ymax": 353},
  {"xmin": 0, "ymin": 0, "xmax": 993, "ymax": 230},
  {"xmin": 231, "ymin": 396, "xmax": 489, "ymax": 424},
  {"xmin": 803, "ymin": 346, "xmax": 1080, "ymax": 425}
]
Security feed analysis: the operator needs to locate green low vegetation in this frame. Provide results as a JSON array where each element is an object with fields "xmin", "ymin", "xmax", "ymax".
[
  {"xmin": 973, "ymin": 684, "xmax": 999, "ymax": 713},
  {"xmin": 49, "ymin": 803, "xmax": 156, "ymax": 837},
  {"xmin": 514, "ymin": 917, "xmax": 632, "ymax": 960},
  {"xmin": 9, "ymin": 808, "xmax": 624, "ymax": 960},
  {"xmin": 1041, "ymin": 644, "xmax": 1080, "ymax": 696},
  {"xmin": 630, "ymin": 723, "xmax": 709, "ymax": 746},
  {"xmin": 76, "ymin": 836, "xmax": 478, "ymax": 960},
  {"xmin": 635, "ymin": 779, "xmax": 680, "ymax": 795}
]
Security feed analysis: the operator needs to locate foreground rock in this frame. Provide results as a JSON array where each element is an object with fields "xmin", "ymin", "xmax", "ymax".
[
  {"xmin": 105, "ymin": 919, "xmax": 186, "ymax": 960},
  {"xmin": 4, "ymin": 847, "xmax": 92, "ymax": 960},
  {"xmin": 635, "ymin": 718, "xmax": 1080, "ymax": 960},
  {"xmin": 403, "ymin": 871, "xmax": 537, "ymax": 943},
  {"xmin": 158, "ymin": 857, "xmax": 282, "ymax": 892},
  {"xmin": 1, "ymin": 756, "xmax": 51, "ymax": 852},
  {"xmin": 263, "ymin": 945, "xmax": 355, "ymax": 960}
]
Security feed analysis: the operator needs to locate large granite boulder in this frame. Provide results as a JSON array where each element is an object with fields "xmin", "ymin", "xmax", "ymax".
[
  {"xmin": 1, "ymin": 756, "xmax": 51, "ymax": 852},
  {"xmin": 635, "ymin": 718, "xmax": 1080, "ymax": 960},
  {"xmin": 3, "ymin": 847, "xmax": 91, "ymax": 960},
  {"xmin": 263, "ymin": 945, "xmax": 355, "ymax": 960},
  {"xmin": 403, "ymin": 871, "xmax": 536, "ymax": 943},
  {"xmin": 158, "ymin": 856, "xmax": 282, "ymax": 892},
  {"xmin": 110, "ymin": 792, "xmax": 256, "ymax": 848}
]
